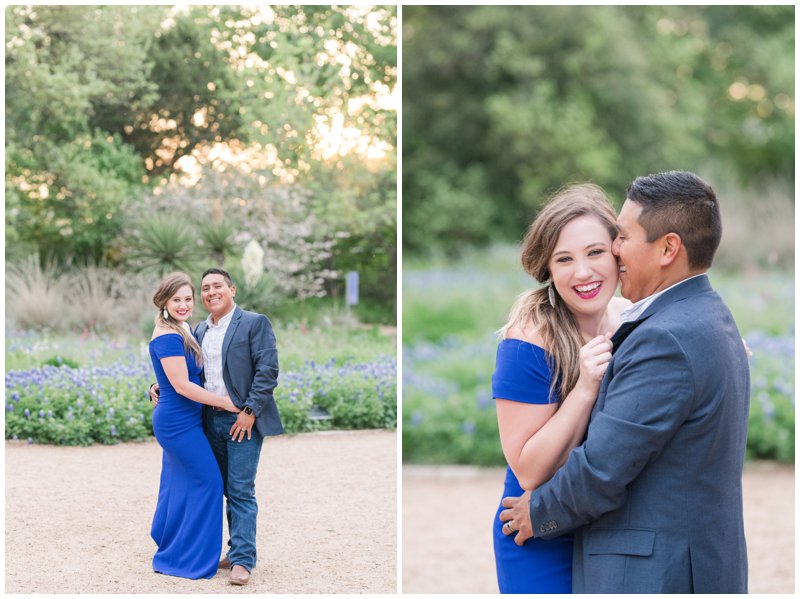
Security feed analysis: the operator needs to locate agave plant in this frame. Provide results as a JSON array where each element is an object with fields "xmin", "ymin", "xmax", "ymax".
[
  {"xmin": 127, "ymin": 214, "xmax": 203, "ymax": 276},
  {"xmin": 199, "ymin": 219, "xmax": 238, "ymax": 266}
]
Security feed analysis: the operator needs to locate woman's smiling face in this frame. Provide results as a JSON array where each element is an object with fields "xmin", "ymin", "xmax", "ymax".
[
  {"xmin": 166, "ymin": 284, "xmax": 194, "ymax": 322},
  {"xmin": 548, "ymin": 214, "xmax": 619, "ymax": 318}
]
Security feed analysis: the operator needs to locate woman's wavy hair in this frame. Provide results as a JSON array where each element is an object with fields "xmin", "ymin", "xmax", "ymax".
[
  {"xmin": 499, "ymin": 183, "xmax": 618, "ymax": 402},
  {"xmin": 153, "ymin": 272, "xmax": 203, "ymax": 366}
]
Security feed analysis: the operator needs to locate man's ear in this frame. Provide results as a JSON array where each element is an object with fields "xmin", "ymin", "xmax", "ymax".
[
  {"xmin": 659, "ymin": 232, "xmax": 682, "ymax": 266},
  {"xmin": 230, "ymin": 284, "xmax": 236, "ymax": 297}
]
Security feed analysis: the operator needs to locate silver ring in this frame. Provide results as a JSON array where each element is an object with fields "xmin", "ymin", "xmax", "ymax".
[{"xmin": 505, "ymin": 521, "xmax": 515, "ymax": 533}]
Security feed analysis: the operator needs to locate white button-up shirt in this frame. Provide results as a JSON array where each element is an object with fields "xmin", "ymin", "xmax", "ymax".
[
  {"xmin": 201, "ymin": 305, "xmax": 236, "ymax": 397},
  {"xmin": 619, "ymin": 274, "xmax": 705, "ymax": 323}
]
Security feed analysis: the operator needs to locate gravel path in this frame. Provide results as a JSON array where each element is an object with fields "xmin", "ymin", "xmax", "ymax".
[
  {"xmin": 402, "ymin": 461, "xmax": 794, "ymax": 594},
  {"xmin": 6, "ymin": 430, "xmax": 397, "ymax": 594}
]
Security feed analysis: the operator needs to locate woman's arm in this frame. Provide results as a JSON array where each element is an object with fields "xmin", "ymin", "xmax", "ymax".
[
  {"xmin": 497, "ymin": 334, "xmax": 612, "ymax": 491},
  {"xmin": 160, "ymin": 356, "xmax": 239, "ymax": 412}
]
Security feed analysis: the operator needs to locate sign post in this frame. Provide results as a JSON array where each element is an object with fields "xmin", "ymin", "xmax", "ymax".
[{"xmin": 345, "ymin": 271, "xmax": 359, "ymax": 316}]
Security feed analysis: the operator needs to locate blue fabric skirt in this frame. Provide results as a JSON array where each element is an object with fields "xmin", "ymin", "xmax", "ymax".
[
  {"xmin": 493, "ymin": 466, "xmax": 573, "ymax": 593},
  {"xmin": 151, "ymin": 391, "xmax": 223, "ymax": 579}
]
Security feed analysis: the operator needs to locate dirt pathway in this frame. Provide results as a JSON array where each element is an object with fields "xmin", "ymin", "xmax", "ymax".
[
  {"xmin": 6, "ymin": 430, "xmax": 397, "ymax": 594},
  {"xmin": 402, "ymin": 461, "xmax": 794, "ymax": 594}
]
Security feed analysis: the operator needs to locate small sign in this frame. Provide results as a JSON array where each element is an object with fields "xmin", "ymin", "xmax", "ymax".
[{"xmin": 346, "ymin": 271, "xmax": 359, "ymax": 305}]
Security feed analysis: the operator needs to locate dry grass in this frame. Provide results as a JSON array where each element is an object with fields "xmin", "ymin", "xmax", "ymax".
[
  {"xmin": 713, "ymin": 177, "xmax": 794, "ymax": 271},
  {"xmin": 66, "ymin": 266, "xmax": 152, "ymax": 333},
  {"xmin": 6, "ymin": 259, "xmax": 153, "ymax": 334},
  {"xmin": 5, "ymin": 257, "xmax": 68, "ymax": 331}
]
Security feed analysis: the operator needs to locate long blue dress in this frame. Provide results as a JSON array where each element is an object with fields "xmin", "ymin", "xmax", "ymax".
[
  {"xmin": 492, "ymin": 338, "xmax": 573, "ymax": 593},
  {"xmin": 149, "ymin": 334, "xmax": 223, "ymax": 579}
]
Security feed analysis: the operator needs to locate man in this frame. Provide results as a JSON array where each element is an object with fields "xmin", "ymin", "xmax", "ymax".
[
  {"xmin": 500, "ymin": 171, "xmax": 750, "ymax": 593},
  {"xmin": 152, "ymin": 268, "xmax": 282, "ymax": 586}
]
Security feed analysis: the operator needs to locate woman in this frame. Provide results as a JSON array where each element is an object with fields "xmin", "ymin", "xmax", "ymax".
[
  {"xmin": 491, "ymin": 184, "xmax": 629, "ymax": 593},
  {"xmin": 148, "ymin": 272, "xmax": 239, "ymax": 579}
]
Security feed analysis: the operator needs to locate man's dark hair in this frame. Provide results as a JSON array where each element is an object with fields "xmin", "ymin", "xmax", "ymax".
[
  {"xmin": 626, "ymin": 171, "xmax": 722, "ymax": 269},
  {"xmin": 201, "ymin": 267, "xmax": 234, "ymax": 287}
]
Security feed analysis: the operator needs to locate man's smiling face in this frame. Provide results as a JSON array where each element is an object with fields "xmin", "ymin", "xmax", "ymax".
[
  {"xmin": 201, "ymin": 273, "xmax": 236, "ymax": 318},
  {"xmin": 612, "ymin": 199, "xmax": 663, "ymax": 303}
]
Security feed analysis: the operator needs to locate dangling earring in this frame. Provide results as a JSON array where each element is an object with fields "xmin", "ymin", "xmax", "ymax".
[
  {"xmin": 548, "ymin": 283, "xmax": 556, "ymax": 308},
  {"xmin": 163, "ymin": 308, "xmax": 169, "ymax": 320}
]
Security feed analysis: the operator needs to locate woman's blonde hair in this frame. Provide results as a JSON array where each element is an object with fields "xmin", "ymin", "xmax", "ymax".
[
  {"xmin": 153, "ymin": 272, "xmax": 203, "ymax": 366},
  {"xmin": 499, "ymin": 183, "xmax": 617, "ymax": 402}
]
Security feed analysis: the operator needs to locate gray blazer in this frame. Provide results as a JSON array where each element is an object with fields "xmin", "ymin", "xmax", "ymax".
[
  {"xmin": 196, "ymin": 305, "xmax": 283, "ymax": 437},
  {"xmin": 529, "ymin": 275, "xmax": 749, "ymax": 593}
]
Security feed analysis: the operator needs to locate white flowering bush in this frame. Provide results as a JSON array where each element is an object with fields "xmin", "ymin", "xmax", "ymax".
[{"xmin": 127, "ymin": 167, "xmax": 337, "ymax": 299}]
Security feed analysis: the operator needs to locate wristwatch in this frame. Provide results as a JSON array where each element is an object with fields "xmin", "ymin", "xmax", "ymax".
[{"xmin": 243, "ymin": 406, "xmax": 254, "ymax": 416}]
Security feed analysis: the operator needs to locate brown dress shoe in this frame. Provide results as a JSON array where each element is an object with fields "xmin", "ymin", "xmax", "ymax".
[
  {"xmin": 230, "ymin": 564, "xmax": 250, "ymax": 585},
  {"xmin": 218, "ymin": 556, "xmax": 231, "ymax": 570}
]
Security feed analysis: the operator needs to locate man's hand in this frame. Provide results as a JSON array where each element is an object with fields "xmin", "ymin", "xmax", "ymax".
[
  {"xmin": 499, "ymin": 489, "xmax": 534, "ymax": 546},
  {"xmin": 149, "ymin": 383, "xmax": 160, "ymax": 408},
  {"xmin": 230, "ymin": 410, "xmax": 256, "ymax": 442}
]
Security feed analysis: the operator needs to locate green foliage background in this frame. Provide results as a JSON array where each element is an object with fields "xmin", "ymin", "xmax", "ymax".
[
  {"xmin": 6, "ymin": 324, "xmax": 396, "ymax": 445},
  {"xmin": 6, "ymin": 5, "xmax": 397, "ymax": 321},
  {"xmin": 402, "ymin": 6, "xmax": 795, "ymax": 466},
  {"xmin": 403, "ymin": 5, "xmax": 794, "ymax": 256},
  {"xmin": 403, "ymin": 251, "xmax": 795, "ymax": 465}
]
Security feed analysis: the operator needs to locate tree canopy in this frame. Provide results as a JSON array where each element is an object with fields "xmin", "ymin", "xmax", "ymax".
[
  {"xmin": 403, "ymin": 6, "xmax": 794, "ymax": 256},
  {"xmin": 6, "ymin": 4, "xmax": 397, "ymax": 289}
]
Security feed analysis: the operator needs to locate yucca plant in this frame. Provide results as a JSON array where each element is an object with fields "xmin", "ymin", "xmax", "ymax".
[
  {"xmin": 127, "ymin": 214, "xmax": 203, "ymax": 276},
  {"xmin": 199, "ymin": 219, "xmax": 238, "ymax": 267},
  {"xmin": 226, "ymin": 263, "xmax": 279, "ymax": 316}
]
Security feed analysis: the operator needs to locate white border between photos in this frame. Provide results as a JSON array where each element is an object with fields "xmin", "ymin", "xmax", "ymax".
[{"xmin": 395, "ymin": 4, "xmax": 403, "ymax": 594}]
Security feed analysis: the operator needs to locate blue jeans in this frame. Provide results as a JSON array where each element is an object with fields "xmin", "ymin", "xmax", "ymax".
[{"xmin": 203, "ymin": 409, "xmax": 264, "ymax": 572}]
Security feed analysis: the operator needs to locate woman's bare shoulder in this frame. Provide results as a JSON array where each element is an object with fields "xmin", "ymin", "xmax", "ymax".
[
  {"xmin": 151, "ymin": 326, "xmax": 178, "ymax": 341},
  {"xmin": 505, "ymin": 321, "xmax": 547, "ymax": 350}
]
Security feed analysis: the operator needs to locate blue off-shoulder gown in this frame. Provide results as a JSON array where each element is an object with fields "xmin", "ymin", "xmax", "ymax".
[
  {"xmin": 149, "ymin": 334, "xmax": 223, "ymax": 579},
  {"xmin": 492, "ymin": 338, "xmax": 573, "ymax": 594}
]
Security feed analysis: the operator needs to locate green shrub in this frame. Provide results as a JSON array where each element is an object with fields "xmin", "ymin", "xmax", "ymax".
[
  {"xmin": 6, "ymin": 328, "xmax": 397, "ymax": 444},
  {"xmin": 6, "ymin": 362, "xmax": 153, "ymax": 446},
  {"xmin": 403, "ymin": 387, "xmax": 501, "ymax": 466},
  {"xmin": 275, "ymin": 355, "xmax": 397, "ymax": 432},
  {"xmin": 403, "ymin": 256, "xmax": 795, "ymax": 464},
  {"xmin": 353, "ymin": 297, "xmax": 396, "ymax": 326},
  {"xmin": 41, "ymin": 356, "xmax": 80, "ymax": 369},
  {"xmin": 7, "ymin": 133, "xmax": 144, "ymax": 265},
  {"xmin": 743, "ymin": 332, "xmax": 795, "ymax": 461}
]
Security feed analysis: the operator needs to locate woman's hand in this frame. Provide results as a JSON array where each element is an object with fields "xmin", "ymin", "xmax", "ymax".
[
  {"xmin": 219, "ymin": 394, "xmax": 240, "ymax": 413},
  {"xmin": 575, "ymin": 333, "xmax": 613, "ymax": 394},
  {"xmin": 149, "ymin": 383, "xmax": 160, "ymax": 408}
]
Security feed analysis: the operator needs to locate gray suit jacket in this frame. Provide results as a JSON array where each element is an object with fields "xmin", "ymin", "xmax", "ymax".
[
  {"xmin": 196, "ymin": 305, "xmax": 283, "ymax": 437},
  {"xmin": 529, "ymin": 274, "xmax": 749, "ymax": 593}
]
